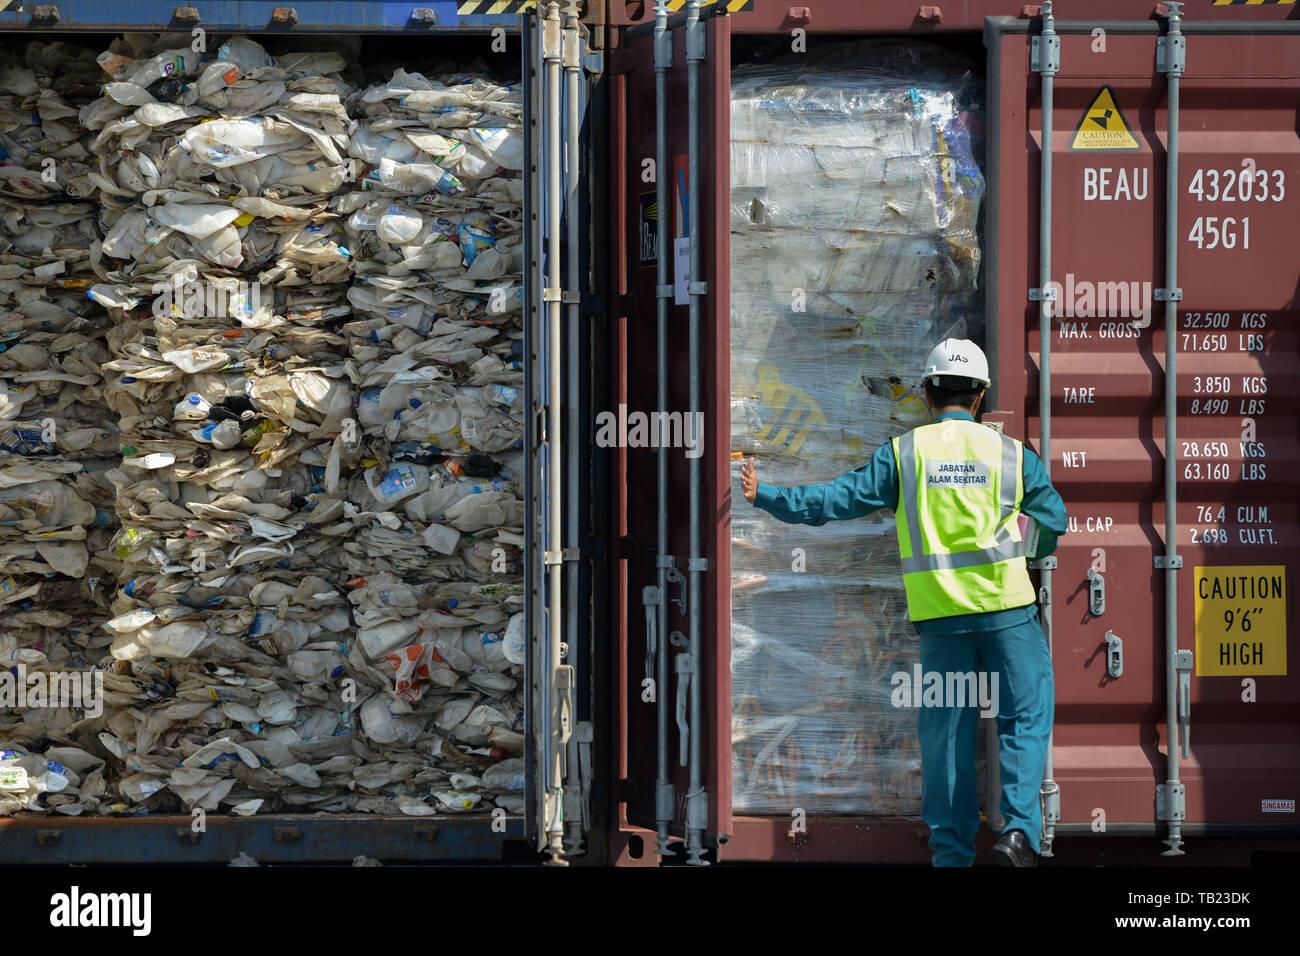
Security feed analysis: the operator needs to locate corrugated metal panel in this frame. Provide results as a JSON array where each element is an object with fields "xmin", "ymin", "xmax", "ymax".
[{"xmin": 988, "ymin": 18, "xmax": 1299, "ymax": 840}]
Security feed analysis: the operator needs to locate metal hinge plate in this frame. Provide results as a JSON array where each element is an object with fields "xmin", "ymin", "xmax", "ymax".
[
  {"xmin": 1156, "ymin": 782, "xmax": 1186, "ymax": 822},
  {"xmin": 1156, "ymin": 34, "xmax": 1186, "ymax": 76},
  {"xmin": 1030, "ymin": 34, "xmax": 1060, "ymax": 75}
]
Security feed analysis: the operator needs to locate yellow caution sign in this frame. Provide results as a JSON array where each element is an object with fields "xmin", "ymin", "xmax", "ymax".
[
  {"xmin": 1194, "ymin": 565, "xmax": 1288, "ymax": 676},
  {"xmin": 1069, "ymin": 86, "xmax": 1141, "ymax": 152}
]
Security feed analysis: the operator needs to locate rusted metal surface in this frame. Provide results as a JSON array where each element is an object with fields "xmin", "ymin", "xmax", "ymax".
[{"xmin": 719, "ymin": 817, "xmax": 934, "ymax": 864}]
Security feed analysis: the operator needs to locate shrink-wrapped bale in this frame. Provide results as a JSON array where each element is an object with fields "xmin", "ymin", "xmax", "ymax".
[{"xmin": 730, "ymin": 42, "xmax": 986, "ymax": 816}]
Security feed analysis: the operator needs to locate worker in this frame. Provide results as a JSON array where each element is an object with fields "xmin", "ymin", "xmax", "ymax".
[{"xmin": 740, "ymin": 338, "xmax": 1066, "ymax": 867}]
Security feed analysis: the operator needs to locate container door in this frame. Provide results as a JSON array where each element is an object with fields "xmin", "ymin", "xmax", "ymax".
[
  {"xmin": 608, "ymin": 8, "xmax": 733, "ymax": 857},
  {"xmin": 528, "ymin": 4, "xmax": 603, "ymax": 862},
  {"xmin": 987, "ymin": 13, "xmax": 1299, "ymax": 847}
]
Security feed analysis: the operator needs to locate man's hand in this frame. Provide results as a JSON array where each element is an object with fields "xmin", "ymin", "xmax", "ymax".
[{"xmin": 741, "ymin": 456, "xmax": 758, "ymax": 503}]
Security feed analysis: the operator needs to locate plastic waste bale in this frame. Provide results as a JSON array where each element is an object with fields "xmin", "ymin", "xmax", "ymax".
[
  {"xmin": 80, "ymin": 34, "xmax": 357, "ymax": 272},
  {"xmin": 0, "ymin": 41, "xmax": 102, "ymax": 200},
  {"xmin": 0, "ymin": 41, "xmax": 123, "ymax": 817},
  {"xmin": 728, "ymin": 42, "xmax": 987, "ymax": 816},
  {"xmin": 335, "ymin": 64, "xmax": 526, "ymax": 816},
  {"xmin": 79, "ymin": 34, "xmax": 368, "ymax": 815},
  {"xmin": 1, "ymin": 36, "xmax": 529, "ymax": 819}
]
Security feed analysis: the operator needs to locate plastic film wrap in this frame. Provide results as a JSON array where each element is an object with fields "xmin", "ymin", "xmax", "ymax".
[{"xmin": 730, "ymin": 43, "xmax": 986, "ymax": 816}]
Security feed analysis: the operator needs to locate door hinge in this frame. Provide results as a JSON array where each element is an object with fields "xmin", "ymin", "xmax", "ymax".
[
  {"xmin": 1030, "ymin": 33, "xmax": 1059, "ymax": 76},
  {"xmin": 1156, "ymin": 782, "xmax": 1186, "ymax": 822},
  {"xmin": 1156, "ymin": 33, "xmax": 1186, "ymax": 76}
]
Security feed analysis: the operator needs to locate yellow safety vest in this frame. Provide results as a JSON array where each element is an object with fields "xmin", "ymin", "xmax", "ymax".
[{"xmin": 891, "ymin": 419, "xmax": 1037, "ymax": 622}]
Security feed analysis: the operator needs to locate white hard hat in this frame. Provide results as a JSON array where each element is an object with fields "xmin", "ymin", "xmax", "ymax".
[{"xmin": 922, "ymin": 338, "xmax": 990, "ymax": 388}]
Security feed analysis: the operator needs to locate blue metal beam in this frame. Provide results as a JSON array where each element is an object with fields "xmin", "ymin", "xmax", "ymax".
[
  {"xmin": 0, "ymin": 814, "xmax": 526, "ymax": 863},
  {"xmin": 0, "ymin": 2, "xmax": 533, "ymax": 32}
]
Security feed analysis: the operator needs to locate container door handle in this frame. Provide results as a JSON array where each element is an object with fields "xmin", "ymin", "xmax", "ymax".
[
  {"xmin": 1087, "ymin": 568, "xmax": 1105, "ymax": 616},
  {"xmin": 555, "ymin": 664, "xmax": 575, "ymax": 778},
  {"xmin": 1175, "ymin": 650, "xmax": 1193, "ymax": 759},
  {"xmin": 672, "ymin": 633, "xmax": 691, "ymax": 767},
  {"xmin": 641, "ymin": 585, "xmax": 659, "ymax": 688},
  {"xmin": 1104, "ymin": 630, "xmax": 1123, "ymax": 679}
]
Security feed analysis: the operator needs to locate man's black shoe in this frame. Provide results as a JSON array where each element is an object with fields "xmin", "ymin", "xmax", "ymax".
[{"xmin": 992, "ymin": 829, "xmax": 1038, "ymax": 867}]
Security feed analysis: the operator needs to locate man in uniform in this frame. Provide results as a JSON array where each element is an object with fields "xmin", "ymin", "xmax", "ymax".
[{"xmin": 740, "ymin": 339, "xmax": 1067, "ymax": 866}]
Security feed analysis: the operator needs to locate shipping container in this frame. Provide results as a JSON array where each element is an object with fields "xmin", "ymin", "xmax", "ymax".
[
  {"xmin": 2, "ymin": 0, "xmax": 1298, "ymax": 869},
  {"xmin": 604, "ymin": 0, "xmax": 1300, "ymax": 865},
  {"xmin": 0, "ymin": 0, "xmax": 610, "ymax": 865}
]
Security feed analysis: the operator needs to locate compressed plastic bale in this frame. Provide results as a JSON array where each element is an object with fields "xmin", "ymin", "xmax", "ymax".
[
  {"xmin": 65, "ymin": 34, "xmax": 363, "ymax": 816},
  {"xmin": 0, "ymin": 42, "xmax": 123, "ymax": 819},
  {"xmin": 728, "ymin": 42, "xmax": 987, "ymax": 817},
  {"xmin": 333, "ymin": 58, "xmax": 525, "ymax": 812},
  {"xmin": 2, "ymin": 36, "xmax": 528, "ymax": 820}
]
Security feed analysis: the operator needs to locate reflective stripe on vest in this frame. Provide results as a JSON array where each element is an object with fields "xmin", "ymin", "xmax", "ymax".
[{"xmin": 892, "ymin": 420, "xmax": 1037, "ymax": 621}]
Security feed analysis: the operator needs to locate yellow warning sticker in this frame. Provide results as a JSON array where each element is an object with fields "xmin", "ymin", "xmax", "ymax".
[
  {"xmin": 1069, "ymin": 86, "xmax": 1142, "ymax": 152},
  {"xmin": 457, "ymin": 1, "xmax": 536, "ymax": 14},
  {"xmin": 1194, "ymin": 565, "xmax": 1288, "ymax": 676},
  {"xmin": 666, "ymin": 0, "xmax": 755, "ymax": 10}
]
